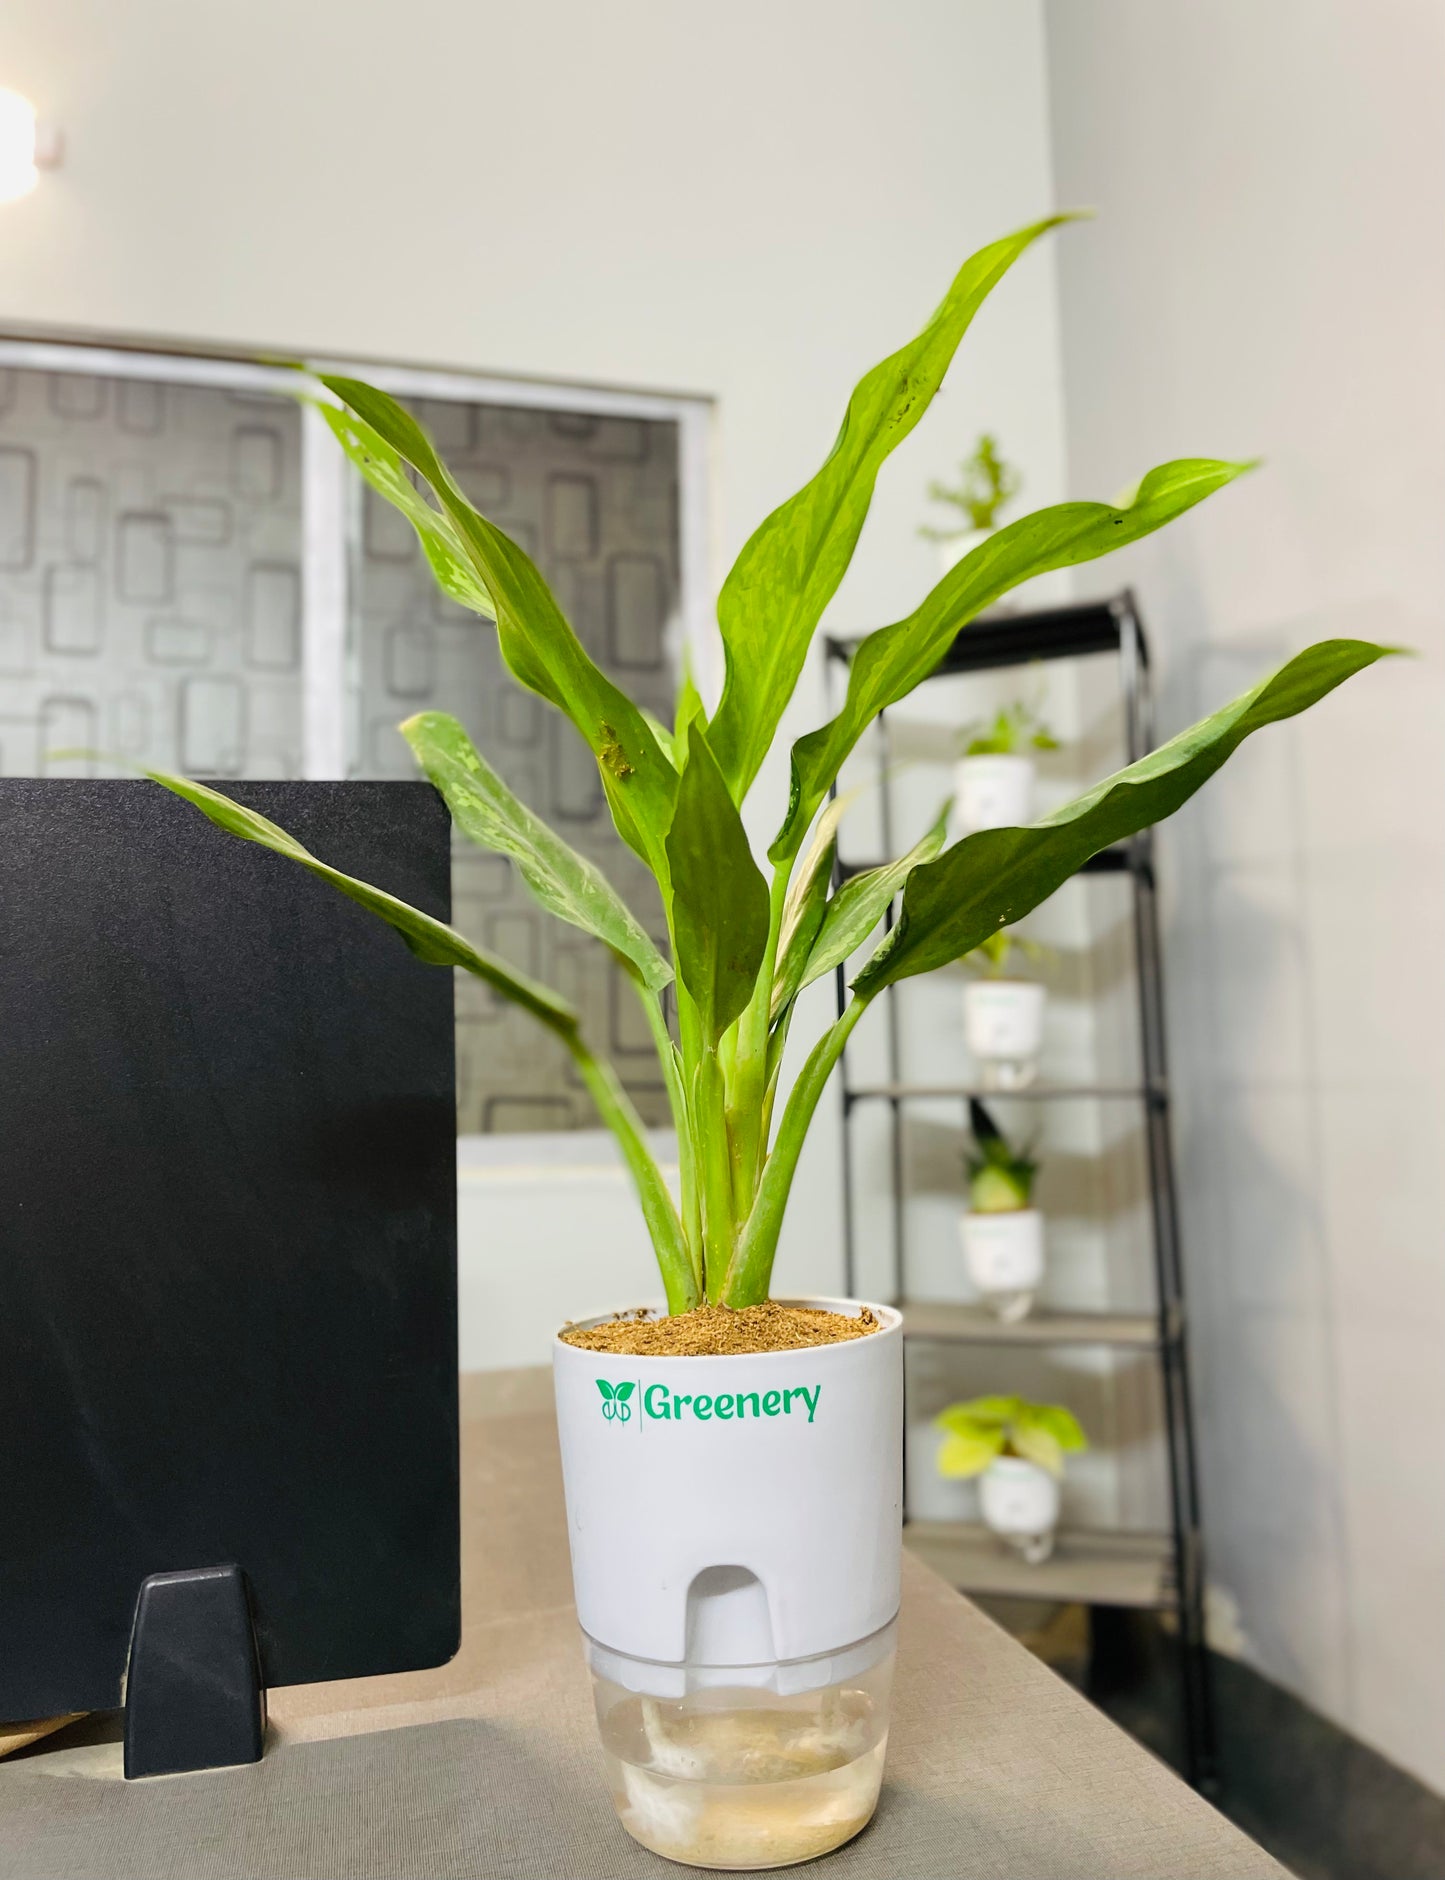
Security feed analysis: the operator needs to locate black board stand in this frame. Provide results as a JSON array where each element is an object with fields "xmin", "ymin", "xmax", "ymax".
[{"xmin": 123, "ymin": 1566, "xmax": 266, "ymax": 1779}]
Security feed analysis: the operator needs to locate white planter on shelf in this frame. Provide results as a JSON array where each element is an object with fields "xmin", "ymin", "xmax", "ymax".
[
  {"xmin": 553, "ymin": 1297, "xmax": 903, "ymax": 1870},
  {"xmin": 962, "ymin": 978, "xmax": 1046, "ymax": 1089},
  {"xmin": 959, "ymin": 1207, "xmax": 1044, "ymax": 1322},
  {"xmin": 953, "ymin": 753, "xmax": 1034, "ymax": 833},
  {"xmin": 978, "ymin": 1456, "xmax": 1061, "ymax": 1565}
]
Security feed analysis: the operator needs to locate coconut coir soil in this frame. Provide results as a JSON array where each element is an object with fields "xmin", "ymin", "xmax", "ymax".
[{"xmin": 559, "ymin": 1300, "xmax": 879, "ymax": 1357}]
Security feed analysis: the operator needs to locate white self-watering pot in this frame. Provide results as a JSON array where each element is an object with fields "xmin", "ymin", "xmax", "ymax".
[
  {"xmin": 554, "ymin": 1298, "xmax": 903, "ymax": 1870},
  {"xmin": 978, "ymin": 1455, "xmax": 1060, "ymax": 1565},
  {"xmin": 962, "ymin": 978, "xmax": 1045, "ymax": 1089},
  {"xmin": 954, "ymin": 753, "xmax": 1034, "ymax": 833},
  {"xmin": 959, "ymin": 1207, "xmax": 1044, "ymax": 1322}
]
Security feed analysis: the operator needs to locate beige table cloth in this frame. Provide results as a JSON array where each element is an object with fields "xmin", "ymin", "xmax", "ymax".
[{"xmin": 0, "ymin": 1370, "xmax": 1284, "ymax": 1878}]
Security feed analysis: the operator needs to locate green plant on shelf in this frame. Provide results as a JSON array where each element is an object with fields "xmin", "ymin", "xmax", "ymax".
[
  {"xmin": 963, "ymin": 927, "xmax": 1049, "ymax": 979},
  {"xmin": 935, "ymin": 1394, "xmax": 1087, "ymax": 1480},
  {"xmin": 921, "ymin": 432, "xmax": 1021, "ymax": 539},
  {"xmin": 128, "ymin": 214, "xmax": 1394, "ymax": 1317},
  {"xmin": 966, "ymin": 1099, "xmax": 1037, "ymax": 1212},
  {"xmin": 959, "ymin": 698, "xmax": 1059, "ymax": 756}
]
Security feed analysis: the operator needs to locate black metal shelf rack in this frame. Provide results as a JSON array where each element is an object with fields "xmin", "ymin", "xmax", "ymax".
[{"xmin": 827, "ymin": 590, "xmax": 1215, "ymax": 1787}]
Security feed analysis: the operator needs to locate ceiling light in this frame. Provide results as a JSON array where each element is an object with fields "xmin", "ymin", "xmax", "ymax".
[{"xmin": 0, "ymin": 90, "xmax": 62, "ymax": 204}]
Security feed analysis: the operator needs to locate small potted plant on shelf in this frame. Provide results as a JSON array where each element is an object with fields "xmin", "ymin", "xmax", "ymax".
[
  {"xmin": 127, "ymin": 214, "xmax": 1390, "ymax": 1869},
  {"xmin": 921, "ymin": 431, "xmax": 1022, "ymax": 576},
  {"xmin": 960, "ymin": 1099, "xmax": 1043, "ymax": 1323},
  {"xmin": 935, "ymin": 1394, "xmax": 1087, "ymax": 1564},
  {"xmin": 963, "ymin": 928, "xmax": 1048, "ymax": 1090},
  {"xmin": 954, "ymin": 697, "xmax": 1059, "ymax": 833}
]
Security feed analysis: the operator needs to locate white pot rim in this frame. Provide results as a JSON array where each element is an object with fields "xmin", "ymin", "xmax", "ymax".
[{"xmin": 555, "ymin": 1295, "xmax": 902, "ymax": 1368}]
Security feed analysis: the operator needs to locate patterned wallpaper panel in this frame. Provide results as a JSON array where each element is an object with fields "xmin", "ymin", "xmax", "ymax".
[
  {"xmin": 349, "ymin": 398, "xmax": 681, "ymax": 1135},
  {"xmin": 0, "ymin": 368, "xmax": 303, "ymax": 779}
]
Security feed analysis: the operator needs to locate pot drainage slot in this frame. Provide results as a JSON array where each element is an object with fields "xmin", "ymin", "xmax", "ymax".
[{"xmin": 685, "ymin": 1564, "xmax": 776, "ymax": 1669}]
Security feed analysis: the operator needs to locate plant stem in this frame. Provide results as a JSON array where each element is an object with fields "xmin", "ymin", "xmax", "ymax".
[
  {"xmin": 564, "ymin": 1030, "xmax": 698, "ymax": 1314},
  {"xmin": 720, "ymin": 994, "xmax": 869, "ymax": 1307},
  {"xmin": 636, "ymin": 983, "xmax": 702, "ymax": 1298},
  {"xmin": 693, "ymin": 1049, "xmax": 736, "ymax": 1300},
  {"xmin": 726, "ymin": 862, "xmax": 792, "ymax": 1202}
]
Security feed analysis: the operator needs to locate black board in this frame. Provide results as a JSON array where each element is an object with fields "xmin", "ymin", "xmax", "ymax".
[{"xmin": 0, "ymin": 780, "xmax": 459, "ymax": 1718}]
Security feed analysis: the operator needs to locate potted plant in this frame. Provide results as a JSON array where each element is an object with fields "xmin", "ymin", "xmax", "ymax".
[
  {"xmin": 130, "ymin": 214, "xmax": 1390, "ymax": 1868},
  {"xmin": 960, "ymin": 1099, "xmax": 1042, "ymax": 1322},
  {"xmin": 962, "ymin": 928, "xmax": 1047, "ymax": 1089},
  {"xmin": 921, "ymin": 431, "xmax": 1022, "ymax": 576},
  {"xmin": 935, "ymin": 1394, "xmax": 1087, "ymax": 1564},
  {"xmin": 953, "ymin": 697, "xmax": 1059, "ymax": 832}
]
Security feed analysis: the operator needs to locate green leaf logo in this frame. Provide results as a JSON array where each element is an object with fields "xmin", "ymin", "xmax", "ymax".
[
  {"xmin": 596, "ymin": 1380, "xmax": 615, "ymax": 1402},
  {"xmin": 596, "ymin": 1377, "xmax": 632, "ymax": 1424}
]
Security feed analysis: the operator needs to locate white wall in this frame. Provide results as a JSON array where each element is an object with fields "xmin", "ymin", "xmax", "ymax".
[
  {"xmin": 1046, "ymin": 0, "xmax": 1445, "ymax": 1791},
  {"xmin": 2, "ymin": 2, "xmax": 1069, "ymax": 1357}
]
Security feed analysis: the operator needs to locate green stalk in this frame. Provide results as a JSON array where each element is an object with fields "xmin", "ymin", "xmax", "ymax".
[
  {"xmin": 658, "ymin": 868, "xmax": 710, "ymax": 1294},
  {"xmin": 759, "ymin": 1019, "xmax": 789, "ymax": 1151},
  {"xmin": 636, "ymin": 984, "xmax": 702, "ymax": 1299},
  {"xmin": 693, "ymin": 1050, "xmax": 737, "ymax": 1300},
  {"xmin": 565, "ymin": 1030, "xmax": 699, "ymax": 1314},
  {"xmin": 726, "ymin": 863, "xmax": 792, "ymax": 1204},
  {"xmin": 720, "ymin": 995, "xmax": 869, "ymax": 1307}
]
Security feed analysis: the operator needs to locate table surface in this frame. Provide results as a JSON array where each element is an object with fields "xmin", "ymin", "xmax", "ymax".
[{"xmin": 1, "ymin": 1369, "xmax": 1285, "ymax": 1880}]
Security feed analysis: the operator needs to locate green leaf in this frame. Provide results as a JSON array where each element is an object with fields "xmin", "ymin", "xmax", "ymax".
[
  {"xmin": 640, "ymin": 706, "xmax": 679, "ymax": 767},
  {"xmin": 664, "ymin": 721, "xmax": 770, "ymax": 1044},
  {"xmin": 140, "ymin": 765, "xmax": 578, "ymax": 1033},
  {"xmin": 315, "ymin": 401, "xmax": 495, "ymax": 618},
  {"xmin": 773, "ymin": 458, "xmax": 1257, "ymax": 859},
  {"xmin": 401, "ymin": 711, "xmax": 671, "ymax": 995},
  {"xmin": 796, "ymin": 800, "xmax": 949, "ymax": 995},
  {"xmin": 1010, "ymin": 1424, "xmax": 1065, "ymax": 1478},
  {"xmin": 969, "ymin": 1098, "xmax": 1005, "ymax": 1152},
  {"xmin": 707, "ymin": 213, "xmax": 1080, "ymax": 802},
  {"xmin": 317, "ymin": 376, "xmax": 678, "ymax": 875},
  {"xmin": 856, "ymin": 639, "xmax": 1397, "ymax": 995},
  {"xmin": 936, "ymin": 1426, "xmax": 1005, "ymax": 1479},
  {"xmin": 769, "ymin": 784, "xmax": 866, "ymax": 1025},
  {"xmin": 596, "ymin": 1379, "xmax": 616, "ymax": 1402},
  {"xmin": 675, "ymin": 665, "xmax": 706, "ymax": 745},
  {"xmin": 612, "ymin": 1381, "xmax": 636, "ymax": 1404},
  {"xmin": 969, "ymin": 1165, "xmax": 1033, "ymax": 1212},
  {"xmin": 961, "ymin": 700, "xmax": 1058, "ymax": 758},
  {"xmin": 768, "ymin": 840, "xmax": 833, "ymax": 1027},
  {"xmin": 769, "ymin": 835, "xmax": 837, "ymax": 1026},
  {"xmin": 938, "ymin": 1394, "xmax": 1020, "ymax": 1433},
  {"xmin": 967, "ymin": 1100, "xmax": 1038, "ymax": 1204},
  {"xmin": 1022, "ymin": 1403, "xmax": 1088, "ymax": 1453}
]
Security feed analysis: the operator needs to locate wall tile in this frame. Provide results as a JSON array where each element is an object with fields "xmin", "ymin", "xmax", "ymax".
[
  {"xmin": 0, "ymin": 447, "xmax": 36, "ymax": 569},
  {"xmin": 0, "ymin": 370, "xmax": 303, "ymax": 780}
]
